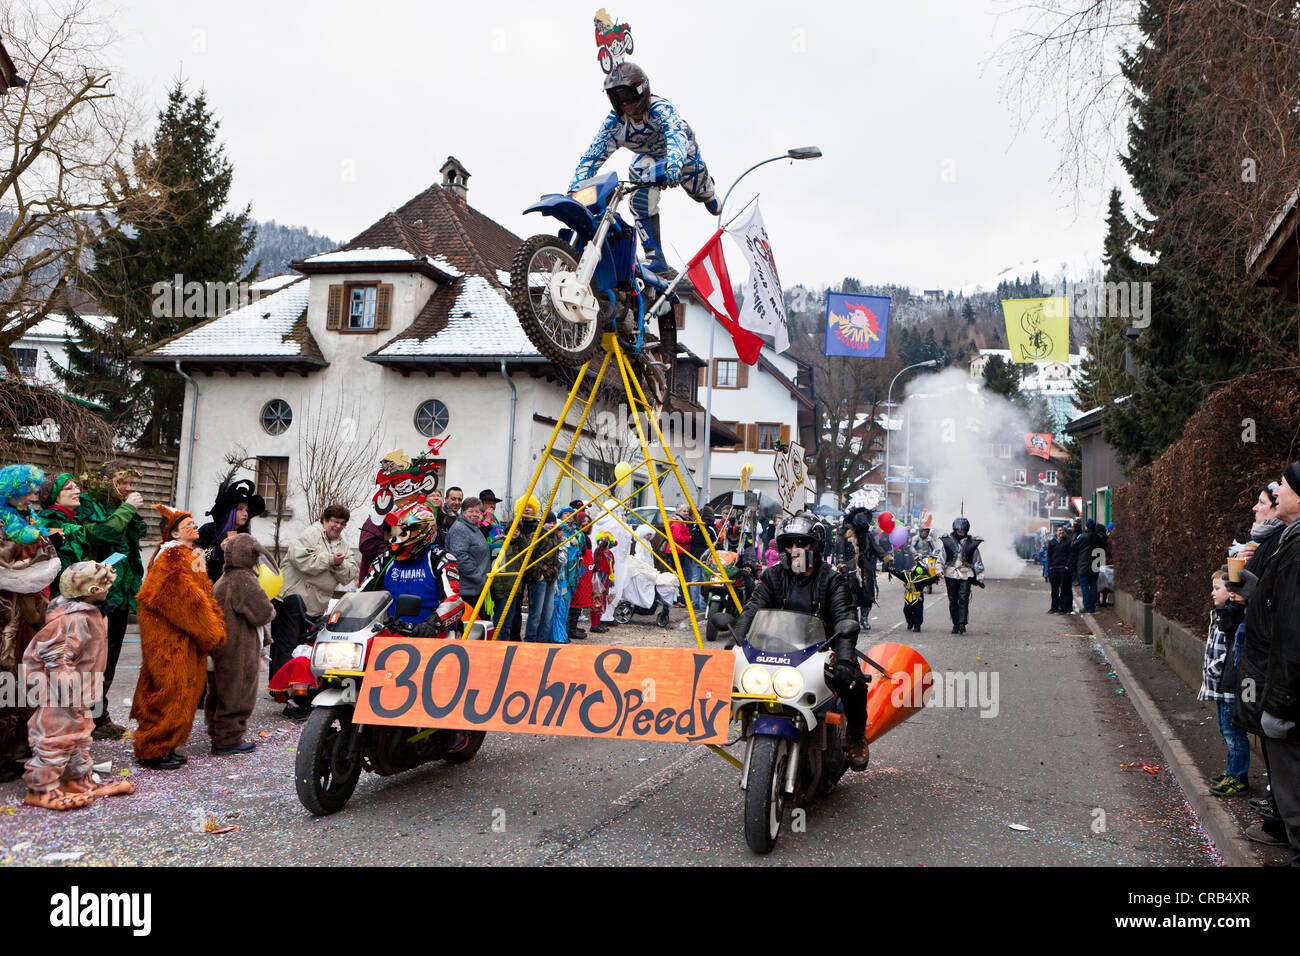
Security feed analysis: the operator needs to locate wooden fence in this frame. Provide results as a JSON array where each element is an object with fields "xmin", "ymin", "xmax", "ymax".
[{"xmin": 2, "ymin": 440, "xmax": 178, "ymax": 540}]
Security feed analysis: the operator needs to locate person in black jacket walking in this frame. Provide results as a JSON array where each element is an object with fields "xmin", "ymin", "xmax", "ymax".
[
  {"xmin": 1046, "ymin": 525, "xmax": 1073, "ymax": 613},
  {"xmin": 732, "ymin": 512, "xmax": 870, "ymax": 770},
  {"xmin": 1071, "ymin": 519, "xmax": 1104, "ymax": 613}
]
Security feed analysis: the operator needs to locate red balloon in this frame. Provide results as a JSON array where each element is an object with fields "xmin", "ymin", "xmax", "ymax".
[
  {"xmin": 878, "ymin": 511, "xmax": 895, "ymax": 533},
  {"xmin": 1038, "ymin": 472, "xmax": 1046, "ymax": 482}
]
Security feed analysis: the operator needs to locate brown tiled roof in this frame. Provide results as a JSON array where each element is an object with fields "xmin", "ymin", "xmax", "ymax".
[{"xmin": 346, "ymin": 184, "xmax": 521, "ymax": 278}]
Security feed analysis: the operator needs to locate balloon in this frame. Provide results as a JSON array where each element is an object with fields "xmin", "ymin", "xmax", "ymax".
[
  {"xmin": 615, "ymin": 461, "xmax": 633, "ymax": 484},
  {"xmin": 740, "ymin": 462, "xmax": 754, "ymax": 491},
  {"xmin": 878, "ymin": 511, "xmax": 895, "ymax": 533},
  {"xmin": 256, "ymin": 561, "xmax": 282, "ymax": 601},
  {"xmin": 889, "ymin": 526, "xmax": 909, "ymax": 548}
]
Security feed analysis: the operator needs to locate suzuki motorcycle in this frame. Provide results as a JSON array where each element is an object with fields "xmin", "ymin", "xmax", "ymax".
[
  {"xmin": 510, "ymin": 163, "xmax": 678, "ymax": 404},
  {"xmin": 714, "ymin": 609, "xmax": 858, "ymax": 854},
  {"xmin": 293, "ymin": 591, "xmax": 490, "ymax": 815}
]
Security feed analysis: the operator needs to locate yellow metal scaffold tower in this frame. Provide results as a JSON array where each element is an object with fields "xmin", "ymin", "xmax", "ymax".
[{"xmin": 463, "ymin": 333, "xmax": 743, "ymax": 650}]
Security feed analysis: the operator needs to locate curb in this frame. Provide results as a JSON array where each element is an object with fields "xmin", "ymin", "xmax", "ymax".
[{"xmin": 1083, "ymin": 612, "xmax": 1254, "ymax": 868}]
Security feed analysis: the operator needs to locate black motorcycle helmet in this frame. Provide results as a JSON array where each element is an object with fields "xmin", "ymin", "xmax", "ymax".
[
  {"xmin": 775, "ymin": 511, "xmax": 825, "ymax": 573},
  {"xmin": 952, "ymin": 517, "xmax": 970, "ymax": 535},
  {"xmin": 604, "ymin": 62, "xmax": 651, "ymax": 116}
]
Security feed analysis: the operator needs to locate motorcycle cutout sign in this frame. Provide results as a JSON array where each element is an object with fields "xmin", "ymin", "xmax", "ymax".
[{"xmin": 353, "ymin": 638, "xmax": 733, "ymax": 745}]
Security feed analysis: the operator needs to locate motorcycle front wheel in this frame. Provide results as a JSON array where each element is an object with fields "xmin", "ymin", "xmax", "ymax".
[
  {"xmin": 510, "ymin": 235, "xmax": 602, "ymax": 367},
  {"xmin": 295, "ymin": 705, "xmax": 363, "ymax": 815},
  {"xmin": 744, "ymin": 735, "xmax": 790, "ymax": 854}
]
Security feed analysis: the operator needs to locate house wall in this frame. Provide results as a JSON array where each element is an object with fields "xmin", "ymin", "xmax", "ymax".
[{"xmin": 676, "ymin": 299, "xmax": 800, "ymax": 490}]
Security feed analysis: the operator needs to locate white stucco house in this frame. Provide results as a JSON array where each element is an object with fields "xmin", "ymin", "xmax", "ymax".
[
  {"xmin": 134, "ymin": 157, "xmax": 737, "ymax": 549},
  {"xmin": 675, "ymin": 291, "xmax": 813, "ymax": 507}
]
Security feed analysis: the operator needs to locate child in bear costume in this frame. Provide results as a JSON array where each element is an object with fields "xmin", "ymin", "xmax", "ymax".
[
  {"xmin": 132, "ymin": 505, "xmax": 225, "ymax": 769},
  {"xmin": 22, "ymin": 561, "xmax": 136, "ymax": 809},
  {"xmin": 207, "ymin": 534, "xmax": 275, "ymax": 754}
]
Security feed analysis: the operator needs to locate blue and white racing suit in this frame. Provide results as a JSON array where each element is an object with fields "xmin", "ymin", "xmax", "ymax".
[{"xmin": 570, "ymin": 95, "xmax": 716, "ymax": 259}]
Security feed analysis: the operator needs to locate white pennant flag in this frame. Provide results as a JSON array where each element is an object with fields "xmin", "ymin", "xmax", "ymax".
[{"xmin": 725, "ymin": 203, "xmax": 790, "ymax": 353}]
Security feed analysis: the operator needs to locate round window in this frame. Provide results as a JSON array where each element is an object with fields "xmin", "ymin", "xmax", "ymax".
[
  {"xmin": 261, "ymin": 399, "xmax": 293, "ymax": 436},
  {"xmin": 414, "ymin": 399, "xmax": 449, "ymax": 438}
]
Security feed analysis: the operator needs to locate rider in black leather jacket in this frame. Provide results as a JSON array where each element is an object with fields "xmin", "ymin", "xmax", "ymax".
[{"xmin": 732, "ymin": 512, "xmax": 871, "ymax": 771}]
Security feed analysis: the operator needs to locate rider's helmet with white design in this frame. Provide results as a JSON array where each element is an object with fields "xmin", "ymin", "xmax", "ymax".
[{"xmin": 604, "ymin": 62, "xmax": 651, "ymax": 116}]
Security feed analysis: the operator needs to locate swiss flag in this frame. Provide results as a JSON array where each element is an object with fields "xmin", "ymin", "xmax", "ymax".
[{"xmin": 686, "ymin": 229, "xmax": 763, "ymax": 365}]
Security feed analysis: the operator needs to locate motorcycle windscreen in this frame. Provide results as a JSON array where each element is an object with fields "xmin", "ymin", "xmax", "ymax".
[
  {"xmin": 325, "ymin": 590, "xmax": 394, "ymax": 631},
  {"xmin": 746, "ymin": 609, "xmax": 826, "ymax": 655}
]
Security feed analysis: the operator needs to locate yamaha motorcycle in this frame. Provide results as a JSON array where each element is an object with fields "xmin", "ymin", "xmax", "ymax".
[
  {"xmin": 293, "ymin": 591, "xmax": 489, "ymax": 815},
  {"xmin": 510, "ymin": 163, "xmax": 678, "ymax": 404}
]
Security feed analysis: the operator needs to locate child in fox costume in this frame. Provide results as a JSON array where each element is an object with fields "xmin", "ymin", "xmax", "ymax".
[
  {"xmin": 207, "ymin": 534, "xmax": 274, "ymax": 754},
  {"xmin": 23, "ymin": 561, "xmax": 136, "ymax": 810},
  {"xmin": 131, "ymin": 505, "xmax": 225, "ymax": 770}
]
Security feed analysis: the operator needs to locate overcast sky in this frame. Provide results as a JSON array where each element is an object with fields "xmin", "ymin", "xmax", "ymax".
[{"xmin": 109, "ymin": 0, "xmax": 1126, "ymax": 292}]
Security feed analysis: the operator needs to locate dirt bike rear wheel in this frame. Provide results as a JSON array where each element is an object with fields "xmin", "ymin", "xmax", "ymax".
[{"xmin": 511, "ymin": 235, "xmax": 602, "ymax": 367}]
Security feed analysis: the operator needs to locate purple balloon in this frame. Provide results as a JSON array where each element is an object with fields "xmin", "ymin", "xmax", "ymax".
[{"xmin": 889, "ymin": 526, "xmax": 909, "ymax": 548}]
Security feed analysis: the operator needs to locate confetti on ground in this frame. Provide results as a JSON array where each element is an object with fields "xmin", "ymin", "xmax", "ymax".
[
  {"xmin": 258, "ymin": 731, "xmax": 270, "ymax": 738},
  {"xmin": 1121, "ymin": 762, "xmax": 1165, "ymax": 775},
  {"xmin": 41, "ymin": 851, "xmax": 85, "ymax": 862},
  {"xmin": 1008, "ymin": 823, "xmax": 1033, "ymax": 832},
  {"xmin": 13, "ymin": 841, "xmax": 31, "ymax": 852},
  {"xmin": 0, "ymin": 807, "xmax": 16, "ymax": 815}
]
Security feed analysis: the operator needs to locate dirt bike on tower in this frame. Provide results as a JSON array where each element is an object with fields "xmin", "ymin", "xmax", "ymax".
[{"xmin": 511, "ymin": 162, "xmax": 677, "ymax": 405}]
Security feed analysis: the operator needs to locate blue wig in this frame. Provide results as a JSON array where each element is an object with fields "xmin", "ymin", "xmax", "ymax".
[{"xmin": 0, "ymin": 464, "xmax": 46, "ymax": 545}]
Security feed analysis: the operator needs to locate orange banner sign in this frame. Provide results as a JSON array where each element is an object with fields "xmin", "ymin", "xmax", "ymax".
[{"xmin": 353, "ymin": 638, "xmax": 733, "ymax": 744}]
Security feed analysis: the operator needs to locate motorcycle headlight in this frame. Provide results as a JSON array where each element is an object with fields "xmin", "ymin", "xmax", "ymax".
[
  {"xmin": 740, "ymin": 665, "xmax": 772, "ymax": 696},
  {"xmin": 772, "ymin": 667, "xmax": 804, "ymax": 700},
  {"xmin": 313, "ymin": 641, "xmax": 364, "ymax": 672},
  {"xmin": 570, "ymin": 185, "xmax": 598, "ymax": 207}
]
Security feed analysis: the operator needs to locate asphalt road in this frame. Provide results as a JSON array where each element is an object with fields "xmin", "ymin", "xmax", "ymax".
[{"xmin": 0, "ymin": 571, "xmax": 1217, "ymax": 866}]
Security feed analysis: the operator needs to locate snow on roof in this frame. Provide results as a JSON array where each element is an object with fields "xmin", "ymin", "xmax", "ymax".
[
  {"xmin": 17, "ymin": 313, "xmax": 113, "ymax": 340},
  {"xmin": 148, "ymin": 279, "xmax": 310, "ymax": 357},
  {"xmin": 302, "ymin": 246, "xmax": 420, "ymax": 264},
  {"xmin": 376, "ymin": 275, "xmax": 540, "ymax": 358},
  {"xmin": 428, "ymin": 256, "xmax": 463, "ymax": 278},
  {"xmin": 249, "ymin": 273, "xmax": 301, "ymax": 292},
  {"xmin": 496, "ymin": 269, "xmax": 511, "ymax": 287}
]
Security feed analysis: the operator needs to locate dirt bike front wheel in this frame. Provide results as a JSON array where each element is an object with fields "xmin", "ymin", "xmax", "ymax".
[{"xmin": 511, "ymin": 235, "xmax": 602, "ymax": 367}]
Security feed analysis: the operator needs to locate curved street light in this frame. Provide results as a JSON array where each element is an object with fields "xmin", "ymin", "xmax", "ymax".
[
  {"xmin": 882, "ymin": 359, "xmax": 938, "ymax": 511},
  {"xmin": 701, "ymin": 146, "xmax": 822, "ymax": 504}
]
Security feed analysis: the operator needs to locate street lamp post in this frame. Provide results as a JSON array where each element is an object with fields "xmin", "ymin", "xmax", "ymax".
[
  {"xmin": 700, "ymin": 146, "xmax": 822, "ymax": 505},
  {"xmin": 883, "ymin": 360, "xmax": 937, "ymax": 512}
]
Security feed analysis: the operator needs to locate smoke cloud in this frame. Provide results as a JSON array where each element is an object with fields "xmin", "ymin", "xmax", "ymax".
[{"xmin": 893, "ymin": 368, "xmax": 1036, "ymax": 579}]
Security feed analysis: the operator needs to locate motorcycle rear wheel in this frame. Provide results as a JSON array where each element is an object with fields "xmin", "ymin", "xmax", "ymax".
[
  {"xmin": 295, "ymin": 705, "xmax": 363, "ymax": 816},
  {"xmin": 443, "ymin": 730, "xmax": 487, "ymax": 764},
  {"xmin": 511, "ymin": 235, "xmax": 602, "ymax": 367},
  {"xmin": 744, "ymin": 735, "xmax": 790, "ymax": 854}
]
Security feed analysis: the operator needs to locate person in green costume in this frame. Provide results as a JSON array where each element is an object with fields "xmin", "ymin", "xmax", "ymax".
[
  {"xmin": 38, "ymin": 474, "xmax": 91, "ymax": 593},
  {"xmin": 74, "ymin": 461, "xmax": 147, "ymax": 740}
]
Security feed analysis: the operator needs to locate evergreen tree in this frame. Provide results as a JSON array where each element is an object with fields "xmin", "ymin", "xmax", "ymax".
[
  {"xmin": 1075, "ymin": 187, "xmax": 1141, "ymax": 413},
  {"xmin": 1104, "ymin": 0, "xmax": 1294, "ymax": 468},
  {"xmin": 983, "ymin": 355, "xmax": 1022, "ymax": 404},
  {"xmin": 63, "ymin": 82, "xmax": 256, "ymax": 452},
  {"xmin": 961, "ymin": 301, "xmax": 976, "ymax": 325}
]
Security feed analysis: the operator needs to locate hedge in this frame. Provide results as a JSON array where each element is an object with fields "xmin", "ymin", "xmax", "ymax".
[{"xmin": 1112, "ymin": 369, "xmax": 1300, "ymax": 631}]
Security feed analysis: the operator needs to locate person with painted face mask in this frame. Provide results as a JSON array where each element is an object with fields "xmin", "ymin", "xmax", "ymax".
[
  {"xmin": 940, "ymin": 517, "xmax": 985, "ymax": 634},
  {"xmin": 730, "ymin": 512, "xmax": 870, "ymax": 771}
]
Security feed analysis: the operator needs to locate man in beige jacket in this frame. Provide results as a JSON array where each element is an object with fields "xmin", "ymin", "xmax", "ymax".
[{"xmin": 281, "ymin": 505, "xmax": 359, "ymax": 618}]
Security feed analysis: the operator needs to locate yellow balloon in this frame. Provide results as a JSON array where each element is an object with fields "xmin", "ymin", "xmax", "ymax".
[
  {"xmin": 615, "ymin": 461, "xmax": 633, "ymax": 483},
  {"xmin": 256, "ymin": 563, "xmax": 283, "ymax": 601}
]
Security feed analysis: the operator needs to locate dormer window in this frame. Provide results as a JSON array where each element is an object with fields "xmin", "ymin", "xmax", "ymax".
[
  {"xmin": 326, "ymin": 282, "xmax": 393, "ymax": 333},
  {"xmin": 349, "ymin": 285, "xmax": 377, "ymax": 329}
]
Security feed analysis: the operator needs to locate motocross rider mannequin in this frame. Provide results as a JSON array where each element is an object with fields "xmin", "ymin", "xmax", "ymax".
[
  {"xmin": 940, "ymin": 517, "xmax": 984, "ymax": 634},
  {"xmin": 839, "ymin": 507, "xmax": 893, "ymax": 630},
  {"xmin": 570, "ymin": 62, "xmax": 720, "ymax": 276},
  {"xmin": 732, "ymin": 512, "xmax": 871, "ymax": 771},
  {"xmin": 380, "ymin": 503, "xmax": 461, "ymax": 636}
]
